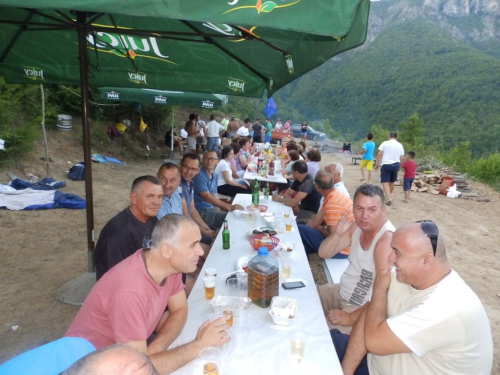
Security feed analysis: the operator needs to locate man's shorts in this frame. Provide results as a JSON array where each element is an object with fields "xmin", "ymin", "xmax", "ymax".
[
  {"xmin": 187, "ymin": 136, "xmax": 197, "ymax": 150},
  {"xmin": 360, "ymin": 159, "xmax": 373, "ymax": 171},
  {"xmin": 264, "ymin": 134, "xmax": 271, "ymax": 143},
  {"xmin": 403, "ymin": 177, "xmax": 414, "ymax": 191},
  {"xmin": 317, "ymin": 284, "xmax": 359, "ymax": 333},
  {"xmin": 380, "ymin": 163, "xmax": 400, "ymax": 183}
]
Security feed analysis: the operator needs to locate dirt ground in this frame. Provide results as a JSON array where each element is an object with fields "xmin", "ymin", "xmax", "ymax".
[{"xmin": 0, "ymin": 131, "xmax": 499, "ymax": 373}]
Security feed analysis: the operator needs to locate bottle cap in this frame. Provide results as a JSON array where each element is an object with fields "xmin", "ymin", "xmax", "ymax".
[{"xmin": 258, "ymin": 247, "xmax": 269, "ymax": 255}]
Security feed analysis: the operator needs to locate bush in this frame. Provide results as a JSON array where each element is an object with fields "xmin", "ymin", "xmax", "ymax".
[
  {"xmin": 414, "ymin": 155, "xmax": 445, "ymax": 172},
  {"xmin": 440, "ymin": 141, "xmax": 472, "ymax": 173},
  {"xmin": 467, "ymin": 152, "xmax": 500, "ymax": 189}
]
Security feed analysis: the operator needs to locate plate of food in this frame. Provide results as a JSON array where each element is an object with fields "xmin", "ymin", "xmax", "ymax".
[
  {"xmin": 275, "ymin": 241, "xmax": 296, "ymax": 257},
  {"xmin": 246, "ymin": 226, "xmax": 278, "ymax": 237},
  {"xmin": 249, "ymin": 234, "xmax": 280, "ymax": 251},
  {"xmin": 246, "ymin": 204, "xmax": 268, "ymax": 213}
]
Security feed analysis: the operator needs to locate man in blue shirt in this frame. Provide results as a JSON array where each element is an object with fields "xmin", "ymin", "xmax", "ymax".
[
  {"xmin": 178, "ymin": 153, "xmax": 217, "ymax": 247},
  {"xmin": 156, "ymin": 163, "xmax": 183, "ymax": 219},
  {"xmin": 193, "ymin": 150, "xmax": 244, "ymax": 229},
  {"xmin": 360, "ymin": 132, "xmax": 375, "ymax": 184}
]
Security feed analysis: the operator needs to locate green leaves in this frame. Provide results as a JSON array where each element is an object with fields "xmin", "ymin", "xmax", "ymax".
[{"xmin": 258, "ymin": 1, "xmax": 277, "ymax": 13}]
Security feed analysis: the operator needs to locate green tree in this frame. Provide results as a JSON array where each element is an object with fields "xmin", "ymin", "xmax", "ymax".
[
  {"xmin": 399, "ymin": 112, "xmax": 424, "ymax": 151},
  {"xmin": 441, "ymin": 141, "xmax": 472, "ymax": 173}
]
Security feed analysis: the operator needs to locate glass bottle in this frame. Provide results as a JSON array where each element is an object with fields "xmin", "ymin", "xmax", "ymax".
[{"xmin": 222, "ymin": 220, "xmax": 230, "ymax": 250}]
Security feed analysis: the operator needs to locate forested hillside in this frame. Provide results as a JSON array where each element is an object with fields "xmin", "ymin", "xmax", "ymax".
[{"xmin": 275, "ymin": 0, "xmax": 500, "ymax": 157}]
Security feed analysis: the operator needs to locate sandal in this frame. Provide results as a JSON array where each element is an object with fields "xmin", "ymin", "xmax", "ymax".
[{"xmin": 385, "ymin": 200, "xmax": 392, "ymax": 206}]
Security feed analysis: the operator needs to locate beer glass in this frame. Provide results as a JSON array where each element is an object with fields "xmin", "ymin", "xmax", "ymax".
[
  {"xmin": 199, "ymin": 347, "xmax": 221, "ymax": 375},
  {"xmin": 203, "ymin": 276, "xmax": 216, "ymax": 300},
  {"xmin": 285, "ymin": 216, "xmax": 293, "ymax": 232},
  {"xmin": 290, "ymin": 330, "xmax": 308, "ymax": 364},
  {"xmin": 281, "ymin": 255, "xmax": 292, "ymax": 278}
]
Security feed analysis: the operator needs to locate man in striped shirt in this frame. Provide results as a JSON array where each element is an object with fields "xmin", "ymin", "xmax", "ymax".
[{"xmin": 298, "ymin": 170, "xmax": 354, "ymax": 258}]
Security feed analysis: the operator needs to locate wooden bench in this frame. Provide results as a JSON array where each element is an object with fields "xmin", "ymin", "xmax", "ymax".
[{"xmin": 321, "ymin": 258, "xmax": 349, "ymax": 284}]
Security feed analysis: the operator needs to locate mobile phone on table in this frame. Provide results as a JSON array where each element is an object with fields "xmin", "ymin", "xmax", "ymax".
[{"xmin": 282, "ymin": 281, "xmax": 306, "ymax": 289}]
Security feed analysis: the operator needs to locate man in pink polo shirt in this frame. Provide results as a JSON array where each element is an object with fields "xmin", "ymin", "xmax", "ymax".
[{"xmin": 65, "ymin": 214, "xmax": 230, "ymax": 374}]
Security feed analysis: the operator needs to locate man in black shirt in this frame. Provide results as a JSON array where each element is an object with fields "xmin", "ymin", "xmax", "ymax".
[
  {"xmin": 251, "ymin": 117, "xmax": 264, "ymax": 144},
  {"xmin": 272, "ymin": 160, "xmax": 322, "ymax": 224},
  {"xmin": 93, "ymin": 175, "xmax": 163, "ymax": 280}
]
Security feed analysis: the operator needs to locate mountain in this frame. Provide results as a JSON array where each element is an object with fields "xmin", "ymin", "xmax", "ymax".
[{"xmin": 275, "ymin": 0, "xmax": 500, "ymax": 156}]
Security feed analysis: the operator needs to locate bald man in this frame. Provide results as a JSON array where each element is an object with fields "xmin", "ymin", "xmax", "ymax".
[
  {"xmin": 61, "ymin": 344, "xmax": 157, "ymax": 375},
  {"xmin": 335, "ymin": 221, "xmax": 493, "ymax": 375}
]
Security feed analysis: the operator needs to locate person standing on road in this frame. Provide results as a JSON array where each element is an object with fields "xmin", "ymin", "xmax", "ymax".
[
  {"xmin": 360, "ymin": 133, "xmax": 375, "ymax": 184},
  {"xmin": 300, "ymin": 121, "xmax": 308, "ymax": 142},
  {"xmin": 375, "ymin": 131, "xmax": 404, "ymax": 206},
  {"xmin": 205, "ymin": 114, "xmax": 225, "ymax": 152},
  {"xmin": 251, "ymin": 118, "xmax": 264, "ymax": 144},
  {"xmin": 264, "ymin": 118, "xmax": 273, "ymax": 143},
  {"xmin": 227, "ymin": 117, "xmax": 239, "ymax": 139}
]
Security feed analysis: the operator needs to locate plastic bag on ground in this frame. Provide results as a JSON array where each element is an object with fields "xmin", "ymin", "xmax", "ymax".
[{"xmin": 446, "ymin": 184, "xmax": 461, "ymax": 199}]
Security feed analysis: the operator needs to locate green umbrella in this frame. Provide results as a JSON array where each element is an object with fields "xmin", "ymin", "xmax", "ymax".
[
  {"xmin": 98, "ymin": 87, "xmax": 227, "ymax": 109},
  {"xmin": 0, "ymin": 1, "xmax": 369, "ymax": 97},
  {"xmin": 0, "ymin": 2, "xmax": 369, "ymax": 295}
]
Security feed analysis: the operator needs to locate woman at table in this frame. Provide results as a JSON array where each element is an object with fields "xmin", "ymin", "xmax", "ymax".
[
  {"xmin": 305, "ymin": 148, "xmax": 321, "ymax": 178},
  {"xmin": 215, "ymin": 146, "xmax": 251, "ymax": 197},
  {"xmin": 233, "ymin": 137, "xmax": 253, "ymax": 178},
  {"xmin": 229, "ymin": 143, "xmax": 245, "ymax": 181}
]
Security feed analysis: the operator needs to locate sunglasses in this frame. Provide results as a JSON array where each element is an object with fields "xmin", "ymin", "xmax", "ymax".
[{"xmin": 416, "ymin": 220, "xmax": 439, "ymax": 256}]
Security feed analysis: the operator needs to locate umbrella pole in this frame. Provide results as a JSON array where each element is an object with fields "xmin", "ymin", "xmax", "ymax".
[
  {"xmin": 40, "ymin": 84, "xmax": 50, "ymax": 177},
  {"xmin": 11, "ymin": 119, "xmax": 17, "ymax": 169},
  {"xmin": 57, "ymin": 12, "xmax": 96, "ymax": 306}
]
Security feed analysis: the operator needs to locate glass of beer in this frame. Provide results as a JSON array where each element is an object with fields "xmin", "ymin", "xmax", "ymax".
[
  {"xmin": 281, "ymin": 255, "xmax": 292, "ymax": 278},
  {"xmin": 285, "ymin": 216, "xmax": 293, "ymax": 232},
  {"xmin": 222, "ymin": 307, "xmax": 234, "ymax": 327},
  {"xmin": 203, "ymin": 276, "xmax": 216, "ymax": 300},
  {"xmin": 290, "ymin": 330, "xmax": 308, "ymax": 364},
  {"xmin": 199, "ymin": 347, "xmax": 221, "ymax": 375}
]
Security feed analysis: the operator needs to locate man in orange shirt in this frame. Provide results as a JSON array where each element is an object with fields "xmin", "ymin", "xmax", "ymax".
[{"xmin": 298, "ymin": 170, "xmax": 354, "ymax": 258}]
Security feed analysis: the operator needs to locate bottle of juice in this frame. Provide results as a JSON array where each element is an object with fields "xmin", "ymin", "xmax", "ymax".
[{"xmin": 247, "ymin": 247, "xmax": 279, "ymax": 307}]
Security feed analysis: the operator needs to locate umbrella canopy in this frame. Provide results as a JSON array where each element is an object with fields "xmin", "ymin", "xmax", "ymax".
[
  {"xmin": 0, "ymin": 1, "xmax": 369, "ymax": 98},
  {"xmin": 98, "ymin": 87, "xmax": 227, "ymax": 109},
  {"xmin": 0, "ymin": 2, "xmax": 370, "ymax": 280}
]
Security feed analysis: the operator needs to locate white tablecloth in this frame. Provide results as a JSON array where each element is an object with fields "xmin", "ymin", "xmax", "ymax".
[
  {"xmin": 243, "ymin": 169, "xmax": 287, "ymax": 184},
  {"xmin": 170, "ymin": 194, "xmax": 343, "ymax": 375}
]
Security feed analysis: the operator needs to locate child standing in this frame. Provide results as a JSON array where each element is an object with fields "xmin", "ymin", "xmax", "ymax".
[
  {"xmin": 401, "ymin": 151, "xmax": 417, "ymax": 203},
  {"xmin": 360, "ymin": 133, "xmax": 375, "ymax": 183}
]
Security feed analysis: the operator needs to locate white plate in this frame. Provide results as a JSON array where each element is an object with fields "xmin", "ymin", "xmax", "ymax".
[{"xmin": 236, "ymin": 255, "xmax": 255, "ymax": 271}]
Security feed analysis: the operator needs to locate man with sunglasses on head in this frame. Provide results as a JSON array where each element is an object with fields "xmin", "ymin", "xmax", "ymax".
[
  {"xmin": 192, "ymin": 150, "xmax": 244, "ymax": 230},
  {"xmin": 336, "ymin": 221, "xmax": 493, "ymax": 375}
]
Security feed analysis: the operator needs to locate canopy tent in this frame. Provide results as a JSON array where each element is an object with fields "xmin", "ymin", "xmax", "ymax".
[
  {"xmin": 0, "ymin": 1, "xmax": 370, "ymax": 303},
  {"xmin": 0, "ymin": 1, "xmax": 369, "ymax": 98},
  {"xmin": 98, "ymin": 87, "xmax": 228, "ymax": 152},
  {"xmin": 98, "ymin": 88, "xmax": 227, "ymax": 109}
]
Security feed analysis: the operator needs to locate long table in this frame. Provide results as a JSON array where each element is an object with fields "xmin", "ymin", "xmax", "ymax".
[
  {"xmin": 170, "ymin": 194, "xmax": 343, "ymax": 375},
  {"xmin": 243, "ymin": 169, "xmax": 288, "ymax": 184}
]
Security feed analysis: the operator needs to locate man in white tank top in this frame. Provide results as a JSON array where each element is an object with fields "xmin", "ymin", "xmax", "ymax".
[{"xmin": 317, "ymin": 184, "xmax": 395, "ymax": 334}]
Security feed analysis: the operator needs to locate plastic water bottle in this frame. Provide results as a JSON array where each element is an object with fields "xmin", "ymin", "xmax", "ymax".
[{"xmin": 247, "ymin": 247, "xmax": 279, "ymax": 307}]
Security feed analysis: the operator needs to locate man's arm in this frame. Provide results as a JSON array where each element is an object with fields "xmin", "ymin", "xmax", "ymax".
[
  {"xmin": 317, "ymin": 210, "xmax": 356, "ymax": 259},
  {"xmin": 147, "ymin": 291, "xmax": 187, "ymax": 354},
  {"xmin": 199, "ymin": 191, "xmax": 243, "ymax": 211},
  {"xmin": 364, "ymin": 269, "xmax": 411, "ymax": 356},
  {"xmin": 305, "ymin": 210, "xmax": 324, "ymax": 229},
  {"xmin": 188, "ymin": 199, "xmax": 214, "ymax": 236},
  {"xmin": 341, "ymin": 306, "xmax": 369, "ymax": 375},
  {"xmin": 272, "ymin": 190, "xmax": 307, "ymax": 209}
]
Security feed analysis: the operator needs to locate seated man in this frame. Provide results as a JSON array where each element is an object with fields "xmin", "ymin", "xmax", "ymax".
[
  {"xmin": 93, "ymin": 176, "xmax": 163, "ymax": 280},
  {"xmin": 317, "ymin": 184, "xmax": 394, "ymax": 333},
  {"xmin": 272, "ymin": 160, "xmax": 322, "ymax": 223},
  {"xmin": 156, "ymin": 163, "xmax": 183, "ymax": 218},
  {"xmin": 336, "ymin": 221, "xmax": 493, "ymax": 375},
  {"xmin": 193, "ymin": 150, "xmax": 244, "ymax": 230},
  {"xmin": 298, "ymin": 171, "xmax": 354, "ymax": 258},
  {"xmin": 325, "ymin": 162, "xmax": 350, "ymax": 198},
  {"xmin": 65, "ymin": 215, "xmax": 231, "ymax": 375},
  {"xmin": 165, "ymin": 127, "xmax": 183, "ymax": 157},
  {"xmin": 178, "ymin": 153, "xmax": 218, "ymax": 246}
]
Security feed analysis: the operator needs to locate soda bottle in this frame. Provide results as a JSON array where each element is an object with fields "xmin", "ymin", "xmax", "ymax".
[
  {"xmin": 263, "ymin": 182, "xmax": 269, "ymax": 200},
  {"xmin": 252, "ymin": 179, "xmax": 260, "ymax": 205},
  {"xmin": 268, "ymin": 158, "xmax": 274, "ymax": 176},
  {"xmin": 247, "ymin": 247, "xmax": 279, "ymax": 307},
  {"xmin": 222, "ymin": 220, "xmax": 230, "ymax": 250}
]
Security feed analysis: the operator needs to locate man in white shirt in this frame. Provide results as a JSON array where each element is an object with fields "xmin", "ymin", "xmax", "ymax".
[
  {"xmin": 205, "ymin": 114, "xmax": 225, "ymax": 152},
  {"xmin": 336, "ymin": 221, "xmax": 493, "ymax": 375},
  {"xmin": 237, "ymin": 118, "xmax": 251, "ymax": 137},
  {"xmin": 325, "ymin": 162, "xmax": 350, "ymax": 198},
  {"xmin": 275, "ymin": 119, "xmax": 283, "ymax": 130},
  {"xmin": 374, "ymin": 132, "xmax": 404, "ymax": 205}
]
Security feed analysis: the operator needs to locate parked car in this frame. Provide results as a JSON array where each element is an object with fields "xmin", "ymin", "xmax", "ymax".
[{"xmin": 290, "ymin": 124, "xmax": 326, "ymax": 141}]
